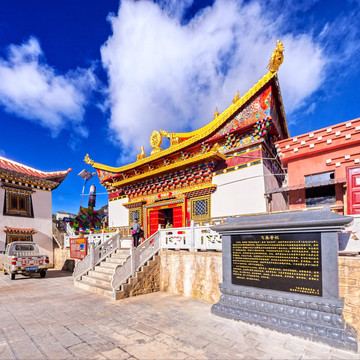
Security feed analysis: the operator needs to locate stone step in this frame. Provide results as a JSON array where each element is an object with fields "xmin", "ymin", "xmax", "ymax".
[
  {"xmin": 99, "ymin": 261, "xmax": 119, "ymax": 269},
  {"xmin": 115, "ymin": 249, "xmax": 131, "ymax": 255},
  {"xmin": 110, "ymin": 253, "xmax": 129, "ymax": 260},
  {"xmin": 94, "ymin": 265, "xmax": 114, "ymax": 274},
  {"xmin": 81, "ymin": 275, "xmax": 112, "ymax": 289},
  {"xmin": 118, "ymin": 240, "xmax": 132, "ymax": 248},
  {"xmin": 106, "ymin": 257, "xmax": 127, "ymax": 265},
  {"xmin": 74, "ymin": 280, "xmax": 114, "ymax": 299},
  {"xmin": 88, "ymin": 270, "xmax": 113, "ymax": 281}
]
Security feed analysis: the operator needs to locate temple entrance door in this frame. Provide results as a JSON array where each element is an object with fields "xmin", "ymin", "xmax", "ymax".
[
  {"xmin": 347, "ymin": 166, "xmax": 360, "ymax": 214},
  {"xmin": 173, "ymin": 206, "xmax": 183, "ymax": 227},
  {"xmin": 148, "ymin": 204, "xmax": 184, "ymax": 236},
  {"xmin": 149, "ymin": 210, "xmax": 165, "ymax": 236}
]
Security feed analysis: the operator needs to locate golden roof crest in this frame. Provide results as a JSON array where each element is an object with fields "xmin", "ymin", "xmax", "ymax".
[{"xmin": 267, "ymin": 40, "xmax": 284, "ymax": 73}]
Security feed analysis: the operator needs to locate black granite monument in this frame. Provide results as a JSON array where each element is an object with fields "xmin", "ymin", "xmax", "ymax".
[{"xmin": 211, "ymin": 210, "xmax": 358, "ymax": 351}]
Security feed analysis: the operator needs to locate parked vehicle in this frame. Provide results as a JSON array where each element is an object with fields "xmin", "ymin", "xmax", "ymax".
[{"xmin": 0, "ymin": 242, "xmax": 49, "ymax": 280}]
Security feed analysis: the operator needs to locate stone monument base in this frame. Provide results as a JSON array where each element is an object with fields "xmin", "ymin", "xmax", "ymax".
[{"xmin": 212, "ymin": 284, "xmax": 358, "ymax": 352}]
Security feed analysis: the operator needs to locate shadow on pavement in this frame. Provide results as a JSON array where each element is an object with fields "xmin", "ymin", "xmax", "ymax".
[{"xmin": 47, "ymin": 269, "xmax": 73, "ymax": 278}]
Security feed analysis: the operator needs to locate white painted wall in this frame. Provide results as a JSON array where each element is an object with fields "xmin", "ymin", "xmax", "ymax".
[
  {"xmin": 211, "ymin": 164, "xmax": 266, "ymax": 217},
  {"xmin": 0, "ymin": 188, "xmax": 53, "ymax": 264},
  {"xmin": 109, "ymin": 197, "xmax": 129, "ymax": 227}
]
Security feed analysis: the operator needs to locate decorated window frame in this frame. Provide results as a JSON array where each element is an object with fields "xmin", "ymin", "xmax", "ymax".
[
  {"xmin": 6, "ymin": 234, "xmax": 33, "ymax": 247},
  {"xmin": 129, "ymin": 207, "xmax": 142, "ymax": 226},
  {"xmin": 190, "ymin": 195, "xmax": 211, "ymax": 221},
  {"xmin": 3, "ymin": 186, "xmax": 34, "ymax": 218}
]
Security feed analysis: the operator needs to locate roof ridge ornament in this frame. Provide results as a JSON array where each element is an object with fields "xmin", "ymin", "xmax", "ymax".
[
  {"xmin": 214, "ymin": 107, "xmax": 219, "ymax": 118},
  {"xmin": 267, "ymin": 40, "xmax": 284, "ymax": 73},
  {"xmin": 233, "ymin": 91, "xmax": 239, "ymax": 104},
  {"xmin": 137, "ymin": 146, "xmax": 146, "ymax": 161},
  {"xmin": 150, "ymin": 130, "xmax": 163, "ymax": 155},
  {"xmin": 84, "ymin": 154, "xmax": 94, "ymax": 166},
  {"xmin": 160, "ymin": 129, "xmax": 180, "ymax": 147}
]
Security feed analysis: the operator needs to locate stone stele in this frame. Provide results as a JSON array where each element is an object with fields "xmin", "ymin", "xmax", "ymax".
[{"xmin": 211, "ymin": 209, "xmax": 358, "ymax": 352}]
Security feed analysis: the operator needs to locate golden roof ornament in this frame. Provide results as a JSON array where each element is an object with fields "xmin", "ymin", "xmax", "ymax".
[
  {"xmin": 214, "ymin": 107, "xmax": 219, "ymax": 118},
  {"xmin": 233, "ymin": 91, "xmax": 239, "ymax": 104},
  {"xmin": 84, "ymin": 154, "xmax": 94, "ymax": 166},
  {"xmin": 150, "ymin": 130, "xmax": 163, "ymax": 155},
  {"xmin": 160, "ymin": 129, "xmax": 179, "ymax": 146},
  {"xmin": 136, "ymin": 146, "xmax": 145, "ymax": 161},
  {"xmin": 267, "ymin": 40, "xmax": 284, "ymax": 73}
]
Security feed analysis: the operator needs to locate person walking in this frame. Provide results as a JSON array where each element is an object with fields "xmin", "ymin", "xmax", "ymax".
[{"xmin": 131, "ymin": 218, "xmax": 141, "ymax": 248}]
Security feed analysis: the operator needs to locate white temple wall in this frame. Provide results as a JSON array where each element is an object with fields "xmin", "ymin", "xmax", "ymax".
[
  {"xmin": 0, "ymin": 188, "xmax": 53, "ymax": 264},
  {"xmin": 109, "ymin": 197, "xmax": 129, "ymax": 228},
  {"xmin": 211, "ymin": 164, "xmax": 266, "ymax": 217}
]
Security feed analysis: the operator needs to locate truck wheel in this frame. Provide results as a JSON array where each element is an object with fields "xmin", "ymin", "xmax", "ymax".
[
  {"xmin": 40, "ymin": 270, "xmax": 46, "ymax": 278},
  {"xmin": 11, "ymin": 273, "xmax": 15, "ymax": 280}
]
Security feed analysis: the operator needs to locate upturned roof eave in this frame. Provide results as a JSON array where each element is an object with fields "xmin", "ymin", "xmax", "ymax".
[{"xmin": 88, "ymin": 70, "xmax": 279, "ymax": 174}]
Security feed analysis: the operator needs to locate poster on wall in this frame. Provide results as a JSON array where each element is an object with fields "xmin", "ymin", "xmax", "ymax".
[{"xmin": 70, "ymin": 238, "xmax": 87, "ymax": 259}]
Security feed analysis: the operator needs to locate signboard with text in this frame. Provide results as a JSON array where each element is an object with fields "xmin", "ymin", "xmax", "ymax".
[
  {"xmin": 231, "ymin": 233, "xmax": 322, "ymax": 296},
  {"xmin": 70, "ymin": 237, "xmax": 87, "ymax": 260}
]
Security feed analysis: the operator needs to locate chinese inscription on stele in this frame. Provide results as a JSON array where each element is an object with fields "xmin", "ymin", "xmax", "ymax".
[{"xmin": 231, "ymin": 233, "xmax": 322, "ymax": 296}]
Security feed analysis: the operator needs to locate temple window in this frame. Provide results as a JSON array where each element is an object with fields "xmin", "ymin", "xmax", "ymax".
[
  {"xmin": 304, "ymin": 172, "xmax": 336, "ymax": 207},
  {"xmin": 3, "ymin": 187, "xmax": 33, "ymax": 217},
  {"xmin": 305, "ymin": 185, "xmax": 336, "ymax": 207},
  {"xmin": 129, "ymin": 208, "xmax": 142, "ymax": 226},
  {"xmin": 6, "ymin": 234, "xmax": 33, "ymax": 246},
  {"xmin": 191, "ymin": 195, "xmax": 211, "ymax": 220}
]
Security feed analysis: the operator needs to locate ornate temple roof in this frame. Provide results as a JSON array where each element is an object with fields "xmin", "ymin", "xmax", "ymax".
[
  {"xmin": 85, "ymin": 41, "xmax": 288, "ymax": 183},
  {"xmin": 0, "ymin": 155, "xmax": 71, "ymax": 189}
]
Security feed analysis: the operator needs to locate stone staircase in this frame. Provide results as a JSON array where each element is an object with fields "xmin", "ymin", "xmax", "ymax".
[
  {"xmin": 74, "ymin": 248, "xmax": 130, "ymax": 298},
  {"xmin": 73, "ymin": 231, "xmax": 161, "ymax": 300},
  {"xmin": 114, "ymin": 254, "xmax": 160, "ymax": 300}
]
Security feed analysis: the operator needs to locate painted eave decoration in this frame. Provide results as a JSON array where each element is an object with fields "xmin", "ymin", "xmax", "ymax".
[{"xmin": 85, "ymin": 40, "xmax": 288, "ymax": 181}]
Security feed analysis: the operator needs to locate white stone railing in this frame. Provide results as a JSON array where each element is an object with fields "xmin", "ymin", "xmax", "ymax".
[
  {"xmin": 65, "ymin": 222, "xmax": 76, "ymax": 237},
  {"xmin": 111, "ymin": 230, "xmax": 160, "ymax": 292},
  {"xmin": 73, "ymin": 231, "xmax": 121, "ymax": 280},
  {"xmin": 159, "ymin": 225, "xmax": 222, "ymax": 251},
  {"xmin": 64, "ymin": 231, "xmax": 122, "ymax": 248}
]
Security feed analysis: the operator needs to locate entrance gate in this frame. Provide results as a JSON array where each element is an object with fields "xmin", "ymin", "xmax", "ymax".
[{"xmin": 148, "ymin": 204, "xmax": 184, "ymax": 236}]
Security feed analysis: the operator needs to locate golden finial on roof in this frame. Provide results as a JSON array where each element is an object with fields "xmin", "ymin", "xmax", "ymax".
[
  {"xmin": 84, "ymin": 154, "xmax": 94, "ymax": 166},
  {"xmin": 136, "ymin": 146, "xmax": 145, "ymax": 161},
  {"xmin": 267, "ymin": 40, "xmax": 284, "ymax": 73},
  {"xmin": 214, "ymin": 107, "xmax": 219, "ymax": 118},
  {"xmin": 233, "ymin": 91, "xmax": 239, "ymax": 104}
]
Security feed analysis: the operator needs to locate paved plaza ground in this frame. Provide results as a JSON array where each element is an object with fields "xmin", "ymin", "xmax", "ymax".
[{"xmin": 0, "ymin": 270, "xmax": 359, "ymax": 360}]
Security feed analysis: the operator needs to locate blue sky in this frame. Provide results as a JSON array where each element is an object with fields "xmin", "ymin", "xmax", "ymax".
[{"xmin": 0, "ymin": 0, "xmax": 359, "ymax": 215}]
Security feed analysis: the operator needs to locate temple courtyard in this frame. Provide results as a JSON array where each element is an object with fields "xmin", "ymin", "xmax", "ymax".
[{"xmin": 0, "ymin": 270, "xmax": 359, "ymax": 360}]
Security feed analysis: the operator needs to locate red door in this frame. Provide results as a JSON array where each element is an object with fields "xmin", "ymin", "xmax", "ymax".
[
  {"xmin": 173, "ymin": 206, "xmax": 183, "ymax": 228},
  {"xmin": 149, "ymin": 210, "xmax": 165, "ymax": 236},
  {"xmin": 347, "ymin": 166, "xmax": 360, "ymax": 214}
]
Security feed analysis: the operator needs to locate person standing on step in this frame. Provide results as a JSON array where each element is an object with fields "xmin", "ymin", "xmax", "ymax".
[{"xmin": 131, "ymin": 218, "xmax": 141, "ymax": 248}]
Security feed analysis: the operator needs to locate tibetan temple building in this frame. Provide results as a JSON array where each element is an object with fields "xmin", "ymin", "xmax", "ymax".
[
  {"xmin": 273, "ymin": 117, "xmax": 360, "ymax": 215},
  {"xmin": 0, "ymin": 156, "xmax": 71, "ymax": 264},
  {"xmin": 85, "ymin": 41, "xmax": 290, "ymax": 237}
]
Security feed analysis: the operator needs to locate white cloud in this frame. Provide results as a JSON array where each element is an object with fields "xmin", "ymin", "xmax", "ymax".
[
  {"xmin": 0, "ymin": 37, "xmax": 96, "ymax": 137},
  {"xmin": 101, "ymin": 0, "xmax": 327, "ymax": 161}
]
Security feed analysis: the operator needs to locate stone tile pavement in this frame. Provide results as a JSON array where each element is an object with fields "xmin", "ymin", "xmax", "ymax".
[{"xmin": 0, "ymin": 270, "xmax": 359, "ymax": 360}]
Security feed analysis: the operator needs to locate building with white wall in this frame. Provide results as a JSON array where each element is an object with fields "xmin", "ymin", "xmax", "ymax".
[
  {"xmin": 84, "ymin": 42, "xmax": 289, "ymax": 236},
  {"xmin": 0, "ymin": 156, "xmax": 71, "ymax": 265}
]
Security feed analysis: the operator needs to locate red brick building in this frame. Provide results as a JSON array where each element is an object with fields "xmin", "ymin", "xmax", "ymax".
[{"xmin": 273, "ymin": 118, "xmax": 360, "ymax": 215}]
